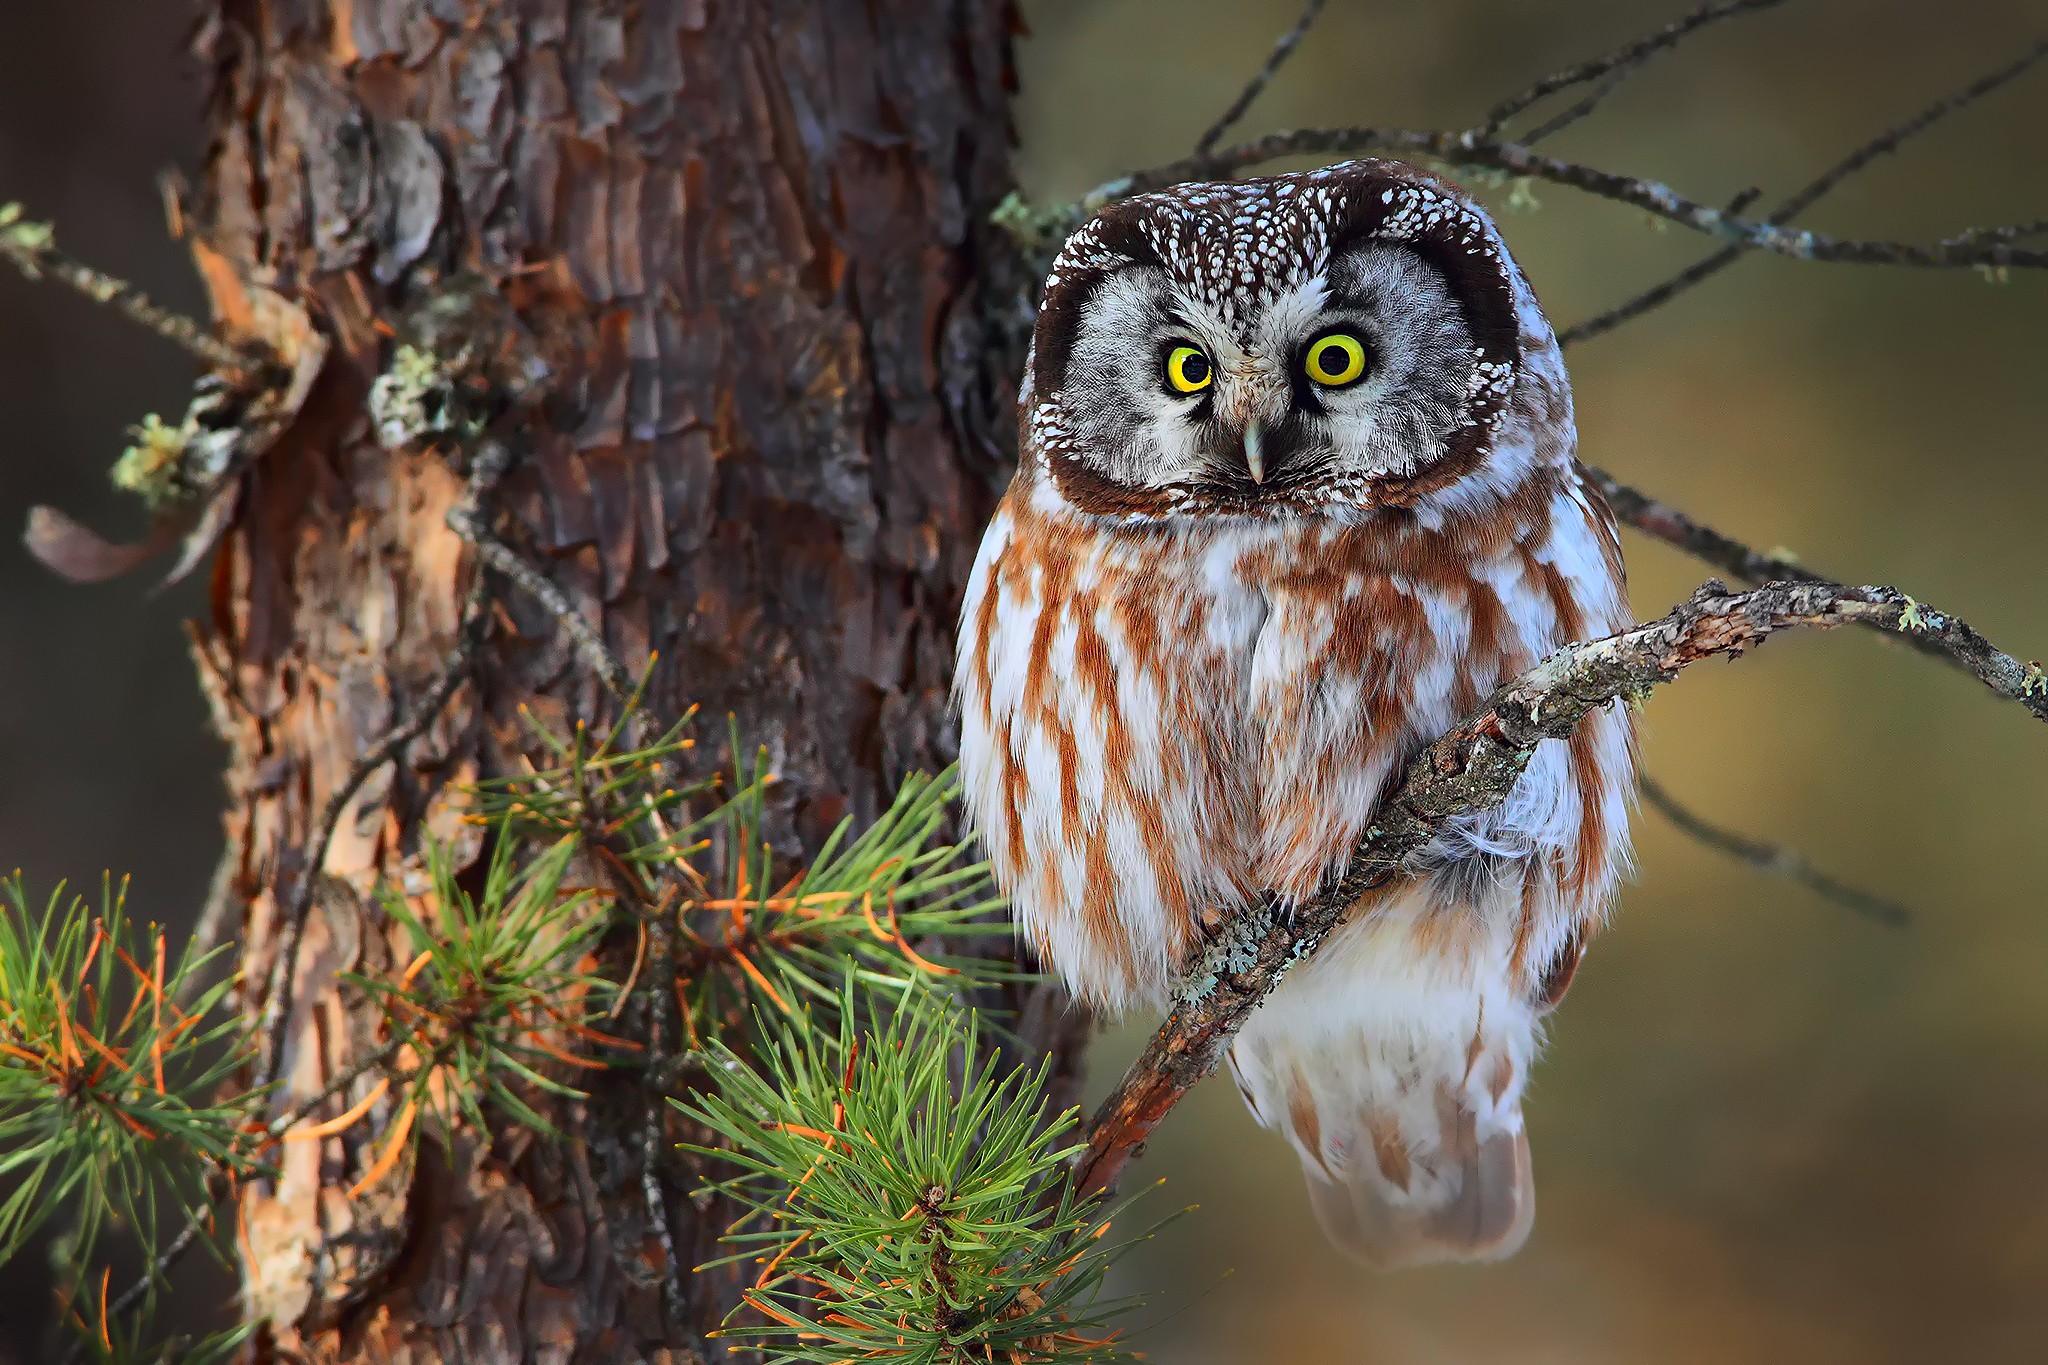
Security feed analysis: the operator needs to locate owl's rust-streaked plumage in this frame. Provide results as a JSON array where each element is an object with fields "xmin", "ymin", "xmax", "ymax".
[{"xmin": 957, "ymin": 160, "xmax": 1634, "ymax": 1268}]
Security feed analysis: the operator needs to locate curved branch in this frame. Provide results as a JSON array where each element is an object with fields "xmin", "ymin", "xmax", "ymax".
[
  {"xmin": 1102, "ymin": 128, "xmax": 2048, "ymax": 270},
  {"xmin": 1075, "ymin": 577, "xmax": 2043, "ymax": 1198}
]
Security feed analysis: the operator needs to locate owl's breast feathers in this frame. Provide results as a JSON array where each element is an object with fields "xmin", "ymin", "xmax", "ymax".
[{"xmin": 955, "ymin": 454, "xmax": 1634, "ymax": 1014}]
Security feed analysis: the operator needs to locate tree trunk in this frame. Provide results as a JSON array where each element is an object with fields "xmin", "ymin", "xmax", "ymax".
[{"xmin": 191, "ymin": 1, "xmax": 1059, "ymax": 1357}]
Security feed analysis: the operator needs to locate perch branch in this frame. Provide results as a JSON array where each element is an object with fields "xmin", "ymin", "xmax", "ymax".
[
  {"xmin": 1637, "ymin": 774, "xmax": 1910, "ymax": 926},
  {"xmin": 1561, "ymin": 38, "xmax": 2048, "ymax": 345},
  {"xmin": 1076, "ymin": 577, "xmax": 2043, "ymax": 1198},
  {"xmin": 1579, "ymin": 464, "xmax": 2048, "ymax": 721},
  {"xmin": 0, "ymin": 203, "xmax": 256, "ymax": 372},
  {"xmin": 1193, "ymin": 0, "xmax": 1331, "ymax": 156}
]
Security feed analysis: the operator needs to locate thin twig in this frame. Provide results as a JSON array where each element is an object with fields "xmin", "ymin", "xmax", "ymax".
[
  {"xmin": 1193, "ymin": 0, "xmax": 1331, "ymax": 157},
  {"xmin": 1480, "ymin": 0, "xmax": 1788, "ymax": 139},
  {"xmin": 0, "ymin": 203, "xmax": 256, "ymax": 372},
  {"xmin": 1107, "ymin": 127, "xmax": 2048, "ymax": 270},
  {"xmin": 1076, "ymin": 576, "xmax": 2043, "ymax": 1198},
  {"xmin": 1638, "ymin": 773, "xmax": 1910, "ymax": 926},
  {"xmin": 1561, "ymin": 38, "xmax": 2048, "ymax": 345},
  {"xmin": 1520, "ymin": 67, "xmax": 1633, "ymax": 146},
  {"xmin": 447, "ymin": 443, "xmax": 635, "ymax": 703},
  {"xmin": 254, "ymin": 485, "xmax": 497, "ymax": 1096}
]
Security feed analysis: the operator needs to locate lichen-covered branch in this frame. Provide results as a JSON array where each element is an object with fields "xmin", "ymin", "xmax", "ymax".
[
  {"xmin": 1105, "ymin": 127, "xmax": 2048, "ymax": 270},
  {"xmin": 1075, "ymin": 577, "xmax": 2043, "ymax": 1198},
  {"xmin": 1579, "ymin": 465, "xmax": 2048, "ymax": 721},
  {"xmin": 0, "ymin": 202, "xmax": 255, "ymax": 372}
]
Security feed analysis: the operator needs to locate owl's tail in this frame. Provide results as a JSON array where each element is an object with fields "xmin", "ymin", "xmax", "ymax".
[{"xmin": 1226, "ymin": 892, "xmax": 1545, "ymax": 1269}]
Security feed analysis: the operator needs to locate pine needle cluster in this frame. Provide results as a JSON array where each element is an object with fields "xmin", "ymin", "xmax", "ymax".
[
  {"xmin": 680, "ymin": 982, "xmax": 1149, "ymax": 1364},
  {"xmin": 0, "ymin": 877, "xmax": 251, "ymax": 1290}
]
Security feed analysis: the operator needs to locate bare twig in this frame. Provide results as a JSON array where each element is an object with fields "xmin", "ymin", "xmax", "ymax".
[
  {"xmin": 1480, "ymin": 0, "xmax": 1788, "ymax": 139},
  {"xmin": 0, "ymin": 203, "xmax": 256, "ymax": 372},
  {"xmin": 1076, "ymin": 577, "xmax": 2043, "ymax": 1197},
  {"xmin": 1193, "ymin": 0, "xmax": 1331, "ymax": 156},
  {"xmin": 1638, "ymin": 773, "xmax": 1911, "ymax": 926},
  {"xmin": 447, "ymin": 443, "xmax": 635, "ymax": 703},
  {"xmin": 1107, "ymin": 128, "xmax": 2048, "ymax": 270},
  {"xmin": 1561, "ymin": 38, "xmax": 2048, "ymax": 345}
]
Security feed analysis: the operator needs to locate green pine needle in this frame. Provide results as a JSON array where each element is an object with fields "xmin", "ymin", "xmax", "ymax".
[
  {"xmin": 0, "ymin": 876, "xmax": 252, "ymax": 1287},
  {"xmin": 676, "ymin": 980, "xmax": 1156, "ymax": 1364},
  {"xmin": 348, "ymin": 832, "xmax": 622, "ymax": 1147}
]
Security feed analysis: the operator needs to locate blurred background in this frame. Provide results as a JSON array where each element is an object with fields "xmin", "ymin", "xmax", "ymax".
[{"xmin": 2, "ymin": 2, "xmax": 2044, "ymax": 1361}]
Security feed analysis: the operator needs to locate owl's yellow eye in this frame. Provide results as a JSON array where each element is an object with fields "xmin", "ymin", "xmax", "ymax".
[
  {"xmin": 1303, "ymin": 331, "xmax": 1369, "ymax": 388},
  {"xmin": 1163, "ymin": 344, "xmax": 1213, "ymax": 395}
]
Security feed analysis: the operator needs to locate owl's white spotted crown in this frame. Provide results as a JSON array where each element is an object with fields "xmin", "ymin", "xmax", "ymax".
[{"xmin": 1027, "ymin": 159, "xmax": 1535, "ymax": 521}]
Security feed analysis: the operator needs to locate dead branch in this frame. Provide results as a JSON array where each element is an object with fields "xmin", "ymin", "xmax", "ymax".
[
  {"xmin": 1107, "ymin": 126, "xmax": 2048, "ymax": 270},
  {"xmin": 1561, "ymin": 38, "xmax": 2048, "ymax": 345},
  {"xmin": 1637, "ymin": 774, "xmax": 1911, "ymax": 927},
  {"xmin": 0, "ymin": 202, "xmax": 256, "ymax": 372},
  {"xmin": 1193, "ymin": 0, "xmax": 1331, "ymax": 156},
  {"xmin": 1075, "ymin": 577, "xmax": 2042, "ymax": 1198}
]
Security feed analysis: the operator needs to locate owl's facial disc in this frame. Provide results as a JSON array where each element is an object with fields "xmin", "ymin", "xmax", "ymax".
[{"xmin": 1051, "ymin": 241, "xmax": 1479, "ymax": 514}]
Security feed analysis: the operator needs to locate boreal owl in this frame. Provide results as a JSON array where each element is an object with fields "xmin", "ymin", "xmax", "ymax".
[{"xmin": 955, "ymin": 159, "xmax": 1635, "ymax": 1268}]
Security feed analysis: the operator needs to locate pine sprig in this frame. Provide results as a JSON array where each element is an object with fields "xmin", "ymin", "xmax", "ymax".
[
  {"xmin": 677, "ymin": 982, "xmax": 1153, "ymax": 1364},
  {"xmin": 0, "ymin": 877, "xmax": 251, "ymax": 1281},
  {"xmin": 345, "ymin": 833, "xmax": 628, "ymax": 1179},
  {"xmin": 678, "ymin": 747, "xmax": 1020, "ymax": 1040}
]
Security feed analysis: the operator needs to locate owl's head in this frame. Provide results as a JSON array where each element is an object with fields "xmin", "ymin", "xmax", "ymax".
[{"xmin": 1026, "ymin": 159, "xmax": 1545, "ymax": 520}]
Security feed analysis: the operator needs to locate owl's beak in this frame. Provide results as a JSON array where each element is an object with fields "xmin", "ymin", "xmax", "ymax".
[{"xmin": 1243, "ymin": 420, "xmax": 1267, "ymax": 485}]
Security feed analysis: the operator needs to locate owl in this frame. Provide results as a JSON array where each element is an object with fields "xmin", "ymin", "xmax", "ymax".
[{"xmin": 955, "ymin": 159, "xmax": 1636, "ymax": 1269}]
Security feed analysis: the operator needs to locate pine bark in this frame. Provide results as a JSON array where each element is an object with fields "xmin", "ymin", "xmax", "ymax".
[{"xmin": 189, "ymin": 2, "xmax": 1064, "ymax": 1358}]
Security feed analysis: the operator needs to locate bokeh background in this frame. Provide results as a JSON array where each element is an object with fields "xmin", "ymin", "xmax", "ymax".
[{"xmin": 2, "ymin": 2, "xmax": 2044, "ymax": 1361}]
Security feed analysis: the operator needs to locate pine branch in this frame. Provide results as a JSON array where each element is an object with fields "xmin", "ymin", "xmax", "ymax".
[
  {"xmin": 677, "ymin": 980, "xmax": 1155, "ymax": 1364},
  {"xmin": 1075, "ymin": 577, "xmax": 2045, "ymax": 1198}
]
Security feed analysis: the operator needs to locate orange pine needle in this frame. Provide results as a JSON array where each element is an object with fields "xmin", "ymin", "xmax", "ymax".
[
  {"xmin": 284, "ymin": 1077, "xmax": 390, "ymax": 1142},
  {"xmin": 754, "ymin": 1229, "xmax": 810, "ymax": 1288},
  {"xmin": 346, "ymin": 1098, "xmax": 418, "ymax": 1198},
  {"xmin": 741, "ymin": 1290, "xmax": 815, "ymax": 1333},
  {"xmin": 769, "ymin": 1123, "xmax": 842, "ymax": 1146},
  {"xmin": 611, "ymin": 917, "xmax": 648, "ymax": 1020},
  {"xmin": 521, "ymin": 1031, "xmax": 610, "ymax": 1071},
  {"xmin": 97, "ymin": 1267, "xmax": 111, "ymax": 1352},
  {"xmin": 48, "ymin": 982, "xmax": 83, "ymax": 1067},
  {"xmin": 398, "ymin": 949, "xmax": 435, "ymax": 992},
  {"xmin": 150, "ymin": 930, "xmax": 167, "ymax": 1094},
  {"xmin": 729, "ymin": 949, "xmax": 794, "ymax": 1016}
]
